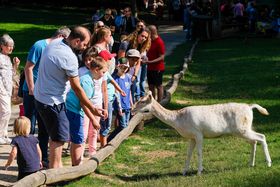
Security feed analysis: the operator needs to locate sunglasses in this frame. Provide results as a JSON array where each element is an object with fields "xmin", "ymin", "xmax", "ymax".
[{"xmin": 97, "ymin": 25, "xmax": 104, "ymax": 28}]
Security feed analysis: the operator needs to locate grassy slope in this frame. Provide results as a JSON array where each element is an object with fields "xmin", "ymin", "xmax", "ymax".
[
  {"xmin": 0, "ymin": 6, "xmax": 89, "ymax": 70},
  {"xmin": 67, "ymin": 38, "xmax": 280, "ymax": 187}
]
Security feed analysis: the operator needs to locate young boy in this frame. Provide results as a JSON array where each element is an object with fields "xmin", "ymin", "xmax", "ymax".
[
  {"xmin": 108, "ymin": 57, "xmax": 132, "ymax": 141},
  {"xmin": 66, "ymin": 56, "xmax": 107, "ymax": 166}
]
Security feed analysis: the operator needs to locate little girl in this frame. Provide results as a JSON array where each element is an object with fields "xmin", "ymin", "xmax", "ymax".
[{"xmin": 5, "ymin": 116, "xmax": 42, "ymax": 180}]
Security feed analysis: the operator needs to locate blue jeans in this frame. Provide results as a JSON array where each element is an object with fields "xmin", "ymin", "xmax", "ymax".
[
  {"xmin": 108, "ymin": 109, "xmax": 131, "ymax": 141},
  {"xmin": 131, "ymin": 78, "xmax": 140, "ymax": 103},
  {"xmin": 100, "ymin": 98, "xmax": 114, "ymax": 137},
  {"xmin": 23, "ymin": 91, "xmax": 36, "ymax": 134},
  {"xmin": 139, "ymin": 64, "xmax": 147, "ymax": 97},
  {"xmin": 23, "ymin": 91, "xmax": 49, "ymax": 164}
]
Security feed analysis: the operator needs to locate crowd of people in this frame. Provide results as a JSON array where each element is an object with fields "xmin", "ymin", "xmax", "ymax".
[
  {"xmin": 0, "ymin": 5, "xmax": 166, "ymax": 180},
  {"xmin": 220, "ymin": 0, "xmax": 280, "ymax": 34}
]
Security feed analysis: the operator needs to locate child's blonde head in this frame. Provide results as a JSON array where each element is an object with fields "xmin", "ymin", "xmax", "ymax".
[
  {"xmin": 90, "ymin": 56, "xmax": 107, "ymax": 70},
  {"xmin": 14, "ymin": 116, "xmax": 31, "ymax": 136}
]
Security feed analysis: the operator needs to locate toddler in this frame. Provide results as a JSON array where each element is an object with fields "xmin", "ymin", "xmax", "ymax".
[{"xmin": 5, "ymin": 116, "xmax": 42, "ymax": 180}]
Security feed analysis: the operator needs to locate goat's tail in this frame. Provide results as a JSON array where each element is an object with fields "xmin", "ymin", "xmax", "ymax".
[{"xmin": 250, "ymin": 104, "xmax": 269, "ymax": 115}]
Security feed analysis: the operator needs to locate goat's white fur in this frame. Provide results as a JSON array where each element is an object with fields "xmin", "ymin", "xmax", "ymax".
[{"xmin": 134, "ymin": 92, "xmax": 272, "ymax": 175}]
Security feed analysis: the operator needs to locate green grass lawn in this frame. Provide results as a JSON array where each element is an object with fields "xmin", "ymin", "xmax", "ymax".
[
  {"xmin": 0, "ymin": 6, "xmax": 90, "ymax": 70},
  {"xmin": 2, "ymin": 5, "xmax": 280, "ymax": 187},
  {"xmin": 66, "ymin": 38, "xmax": 280, "ymax": 187}
]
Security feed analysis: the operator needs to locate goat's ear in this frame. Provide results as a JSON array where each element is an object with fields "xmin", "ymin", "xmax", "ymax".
[
  {"xmin": 148, "ymin": 91, "xmax": 153, "ymax": 100},
  {"xmin": 147, "ymin": 91, "xmax": 152, "ymax": 96}
]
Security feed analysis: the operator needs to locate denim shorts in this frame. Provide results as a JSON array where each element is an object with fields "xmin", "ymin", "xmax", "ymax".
[
  {"xmin": 35, "ymin": 100, "xmax": 69, "ymax": 142},
  {"xmin": 147, "ymin": 70, "xmax": 164, "ymax": 86},
  {"xmin": 66, "ymin": 110, "xmax": 84, "ymax": 144}
]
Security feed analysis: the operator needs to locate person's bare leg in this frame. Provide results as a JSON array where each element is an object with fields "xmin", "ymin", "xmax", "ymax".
[
  {"xmin": 157, "ymin": 85, "xmax": 164, "ymax": 102},
  {"xmin": 49, "ymin": 140, "xmax": 64, "ymax": 168},
  {"xmin": 70, "ymin": 143, "xmax": 83, "ymax": 166},
  {"xmin": 100, "ymin": 135, "xmax": 107, "ymax": 147},
  {"xmin": 149, "ymin": 84, "xmax": 156, "ymax": 98}
]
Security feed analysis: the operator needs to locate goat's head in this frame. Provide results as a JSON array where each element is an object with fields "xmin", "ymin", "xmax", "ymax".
[{"xmin": 132, "ymin": 91, "xmax": 153, "ymax": 113}]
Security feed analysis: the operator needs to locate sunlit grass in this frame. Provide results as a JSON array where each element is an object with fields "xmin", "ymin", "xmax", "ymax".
[{"xmin": 67, "ymin": 38, "xmax": 280, "ymax": 186}]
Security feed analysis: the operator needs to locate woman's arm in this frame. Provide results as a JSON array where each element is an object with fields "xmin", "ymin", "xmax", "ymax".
[{"xmin": 12, "ymin": 57, "xmax": 20, "ymax": 74}]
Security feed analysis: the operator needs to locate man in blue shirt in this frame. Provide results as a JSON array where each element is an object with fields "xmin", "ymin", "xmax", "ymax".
[
  {"xmin": 23, "ymin": 26, "xmax": 70, "ymax": 167},
  {"xmin": 34, "ymin": 26, "xmax": 104, "ymax": 168}
]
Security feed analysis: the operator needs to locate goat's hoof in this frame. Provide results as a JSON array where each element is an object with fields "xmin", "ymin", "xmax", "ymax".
[
  {"xmin": 267, "ymin": 162, "xmax": 272, "ymax": 167},
  {"xmin": 182, "ymin": 170, "xmax": 187, "ymax": 176}
]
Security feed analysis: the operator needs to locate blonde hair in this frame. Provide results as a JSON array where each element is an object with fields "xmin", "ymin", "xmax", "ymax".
[
  {"xmin": 90, "ymin": 27, "xmax": 111, "ymax": 46},
  {"xmin": 122, "ymin": 28, "xmax": 151, "ymax": 54},
  {"xmin": 13, "ymin": 116, "xmax": 31, "ymax": 136}
]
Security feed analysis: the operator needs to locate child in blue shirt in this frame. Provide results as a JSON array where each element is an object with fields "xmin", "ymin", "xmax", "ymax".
[
  {"xmin": 5, "ymin": 116, "xmax": 42, "ymax": 180},
  {"xmin": 108, "ymin": 57, "xmax": 132, "ymax": 140},
  {"xmin": 66, "ymin": 56, "xmax": 107, "ymax": 166}
]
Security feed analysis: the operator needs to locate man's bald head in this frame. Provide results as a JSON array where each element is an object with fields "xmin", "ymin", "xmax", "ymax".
[
  {"xmin": 67, "ymin": 26, "xmax": 91, "ymax": 53},
  {"xmin": 68, "ymin": 26, "xmax": 91, "ymax": 42}
]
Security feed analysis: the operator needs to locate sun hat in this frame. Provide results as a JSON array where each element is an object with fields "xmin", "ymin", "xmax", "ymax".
[{"xmin": 126, "ymin": 49, "xmax": 141, "ymax": 58}]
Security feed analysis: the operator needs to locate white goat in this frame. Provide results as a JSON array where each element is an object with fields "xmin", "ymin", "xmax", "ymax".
[{"xmin": 133, "ymin": 91, "xmax": 272, "ymax": 175}]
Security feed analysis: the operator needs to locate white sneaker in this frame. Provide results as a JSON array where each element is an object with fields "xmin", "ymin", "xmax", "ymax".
[
  {"xmin": 4, "ymin": 137, "xmax": 11, "ymax": 144},
  {"xmin": 0, "ymin": 138, "xmax": 6, "ymax": 144}
]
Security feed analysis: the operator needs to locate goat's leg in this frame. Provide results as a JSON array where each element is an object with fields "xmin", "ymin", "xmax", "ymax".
[
  {"xmin": 248, "ymin": 140, "xmax": 257, "ymax": 167},
  {"xmin": 195, "ymin": 134, "xmax": 204, "ymax": 175},
  {"xmin": 242, "ymin": 131, "xmax": 271, "ymax": 167},
  {"xmin": 255, "ymin": 132, "xmax": 272, "ymax": 167},
  {"xmin": 183, "ymin": 139, "xmax": 196, "ymax": 176}
]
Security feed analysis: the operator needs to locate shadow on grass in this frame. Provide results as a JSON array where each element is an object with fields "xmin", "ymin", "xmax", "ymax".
[
  {"xmin": 0, "ymin": 6, "xmax": 88, "ymax": 26},
  {"xmin": 115, "ymin": 171, "xmax": 184, "ymax": 182}
]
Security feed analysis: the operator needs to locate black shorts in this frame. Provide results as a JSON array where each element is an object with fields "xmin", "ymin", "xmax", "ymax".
[
  {"xmin": 147, "ymin": 70, "xmax": 164, "ymax": 86},
  {"xmin": 35, "ymin": 100, "xmax": 69, "ymax": 142}
]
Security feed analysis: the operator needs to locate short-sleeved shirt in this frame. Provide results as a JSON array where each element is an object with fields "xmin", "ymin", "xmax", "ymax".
[
  {"xmin": 66, "ymin": 72, "xmax": 94, "ymax": 116},
  {"xmin": 34, "ymin": 38, "xmax": 79, "ymax": 105},
  {"xmin": 118, "ymin": 40, "xmax": 130, "ymax": 52},
  {"xmin": 106, "ymin": 73, "xmax": 115, "ymax": 102},
  {"xmin": 91, "ymin": 73, "xmax": 107, "ymax": 106},
  {"xmin": 11, "ymin": 135, "xmax": 40, "ymax": 173},
  {"xmin": 0, "ymin": 53, "xmax": 13, "ymax": 96},
  {"xmin": 23, "ymin": 39, "xmax": 48, "ymax": 92},
  {"xmin": 147, "ymin": 36, "xmax": 165, "ymax": 71},
  {"xmin": 113, "ymin": 73, "xmax": 131, "ymax": 110}
]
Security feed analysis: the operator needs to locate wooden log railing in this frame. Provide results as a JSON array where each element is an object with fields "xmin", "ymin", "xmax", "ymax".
[{"xmin": 13, "ymin": 39, "xmax": 199, "ymax": 187}]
